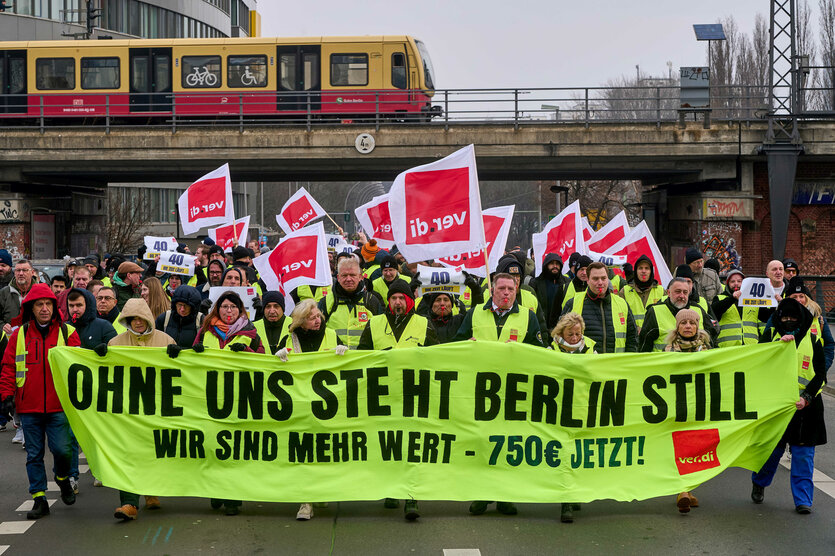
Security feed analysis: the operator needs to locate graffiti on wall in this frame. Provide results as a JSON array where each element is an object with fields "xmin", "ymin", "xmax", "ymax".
[{"xmin": 700, "ymin": 222, "xmax": 742, "ymax": 273}]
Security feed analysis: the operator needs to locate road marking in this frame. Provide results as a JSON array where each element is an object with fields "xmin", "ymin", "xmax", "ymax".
[
  {"xmin": 0, "ymin": 522, "xmax": 36, "ymax": 535},
  {"xmin": 47, "ymin": 481, "xmax": 58, "ymax": 492},
  {"xmin": 0, "ymin": 545, "xmax": 9, "ymax": 555},
  {"xmin": 79, "ymin": 464, "xmax": 89, "ymax": 473},
  {"xmin": 779, "ymin": 454, "xmax": 835, "ymax": 499},
  {"xmin": 15, "ymin": 499, "xmax": 57, "ymax": 512},
  {"xmin": 443, "ymin": 550, "xmax": 482, "ymax": 556}
]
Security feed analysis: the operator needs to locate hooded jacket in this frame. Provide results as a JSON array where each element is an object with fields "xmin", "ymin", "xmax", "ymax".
[
  {"xmin": 156, "ymin": 285, "xmax": 204, "ymax": 348},
  {"xmin": 761, "ymin": 298, "xmax": 827, "ymax": 446},
  {"xmin": 638, "ymin": 297, "xmax": 717, "ymax": 352},
  {"xmin": 0, "ymin": 284, "xmax": 81, "ymax": 413},
  {"xmin": 109, "ymin": 298, "xmax": 175, "ymax": 347},
  {"xmin": 66, "ymin": 288, "xmax": 117, "ymax": 349},
  {"xmin": 624, "ymin": 255, "xmax": 660, "ymax": 303},
  {"xmin": 529, "ymin": 253, "xmax": 569, "ymax": 330}
]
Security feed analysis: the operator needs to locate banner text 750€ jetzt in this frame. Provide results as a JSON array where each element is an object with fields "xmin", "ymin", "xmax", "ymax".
[{"xmin": 48, "ymin": 342, "xmax": 798, "ymax": 503}]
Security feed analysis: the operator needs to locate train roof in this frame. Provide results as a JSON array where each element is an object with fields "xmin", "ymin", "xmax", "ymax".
[{"xmin": 0, "ymin": 36, "xmax": 419, "ymax": 49}]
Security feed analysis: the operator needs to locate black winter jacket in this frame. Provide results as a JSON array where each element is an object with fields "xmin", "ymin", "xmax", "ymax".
[
  {"xmin": 67, "ymin": 288, "xmax": 117, "ymax": 349},
  {"xmin": 562, "ymin": 291, "xmax": 638, "ymax": 353},
  {"xmin": 156, "ymin": 285, "xmax": 203, "ymax": 348},
  {"xmin": 529, "ymin": 253, "xmax": 569, "ymax": 330}
]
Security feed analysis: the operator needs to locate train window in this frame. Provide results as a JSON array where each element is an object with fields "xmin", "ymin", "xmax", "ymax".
[
  {"xmin": 81, "ymin": 57, "xmax": 120, "ymax": 89},
  {"xmin": 330, "ymin": 54, "xmax": 368, "ymax": 86},
  {"xmin": 35, "ymin": 58, "xmax": 75, "ymax": 90},
  {"xmin": 391, "ymin": 53, "xmax": 407, "ymax": 89},
  {"xmin": 8, "ymin": 57, "xmax": 26, "ymax": 94},
  {"xmin": 227, "ymin": 55, "xmax": 268, "ymax": 88},
  {"xmin": 182, "ymin": 55, "xmax": 221, "ymax": 88}
]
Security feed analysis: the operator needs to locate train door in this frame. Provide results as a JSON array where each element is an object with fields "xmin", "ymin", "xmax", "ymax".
[
  {"xmin": 0, "ymin": 50, "xmax": 27, "ymax": 114},
  {"xmin": 276, "ymin": 45, "xmax": 321, "ymax": 111},
  {"xmin": 129, "ymin": 48, "xmax": 172, "ymax": 112},
  {"xmin": 383, "ymin": 43, "xmax": 411, "ymax": 110}
]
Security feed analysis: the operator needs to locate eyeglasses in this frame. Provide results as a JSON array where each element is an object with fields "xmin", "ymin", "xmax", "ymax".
[
  {"xmin": 219, "ymin": 304, "xmax": 238, "ymax": 311},
  {"xmin": 96, "ymin": 296, "xmax": 115, "ymax": 301}
]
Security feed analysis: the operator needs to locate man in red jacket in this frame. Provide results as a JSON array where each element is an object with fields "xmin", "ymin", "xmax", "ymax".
[{"xmin": 0, "ymin": 283, "xmax": 81, "ymax": 519}]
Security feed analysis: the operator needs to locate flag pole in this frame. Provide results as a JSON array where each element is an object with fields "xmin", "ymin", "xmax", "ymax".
[
  {"xmin": 325, "ymin": 214, "xmax": 345, "ymax": 236},
  {"xmin": 482, "ymin": 247, "xmax": 492, "ymax": 293}
]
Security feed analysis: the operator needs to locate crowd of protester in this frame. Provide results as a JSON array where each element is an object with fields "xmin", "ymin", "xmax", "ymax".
[{"xmin": 0, "ymin": 238, "xmax": 830, "ymax": 524}]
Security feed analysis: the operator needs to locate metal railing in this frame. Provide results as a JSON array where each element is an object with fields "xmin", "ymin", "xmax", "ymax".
[
  {"xmin": 804, "ymin": 276, "xmax": 835, "ymax": 321},
  {"xmin": 0, "ymin": 83, "xmax": 833, "ymax": 133}
]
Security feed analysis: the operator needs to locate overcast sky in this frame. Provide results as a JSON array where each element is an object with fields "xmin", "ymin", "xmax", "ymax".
[{"xmin": 258, "ymin": 0, "xmax": 778, "ymax": 88}]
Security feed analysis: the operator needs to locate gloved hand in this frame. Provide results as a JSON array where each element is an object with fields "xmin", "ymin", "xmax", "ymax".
[
  {"xmin": 276, "ymin": 348, "xmax": 289, "ymax": 362},
  {"xmin": 93, "ymin": 343, "xmax": 108, "ymax": 357},
  {"xmin": 463, "ymin": 273, "xmax": 481, "ymax": 290},
  {"xmin": 1, "ymin": 395, "xmax": 14, "ymax": 421},
  {"xmin": 228, "ymin": 343, "xmax": 247, "ymax": 352},
  {"xmin": 166, "ymin": 344, "xmax": 183, "ymax": 359},
  {"xmin": 192, "ymin": 343, "xmax": 205, "ymax": 353},
  {"xmin": 334, "ymin": 345, "xmax": 349, "ymax": 356}
]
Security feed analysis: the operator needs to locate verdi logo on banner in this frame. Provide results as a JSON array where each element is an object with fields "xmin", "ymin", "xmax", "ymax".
[
  {"xmin": 48, "ymin": 342, "xmax": 797, "ymax": 504},
  {"xmin": 285, "ymin": 196, "xmax": 317, "ymax": 232},
  {"xmin": 187, "ymin": 177, "xmax": 227, "ymax": 222},
  {"xmin": 367, "ymin": 200, "xmax": 394, "ymax": 240},
  {"xmin": 405, "ymin": 167, "xmax": 470, "ymax": 244},
  {"xmin": 269, "ymin": 235, "xmax": 317, "ymax": 281}
]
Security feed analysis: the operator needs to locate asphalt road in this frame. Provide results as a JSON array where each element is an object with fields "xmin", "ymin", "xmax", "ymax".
[{"xmin": 1, "ymin": 395, "xmax": 834, "ymax": 556}]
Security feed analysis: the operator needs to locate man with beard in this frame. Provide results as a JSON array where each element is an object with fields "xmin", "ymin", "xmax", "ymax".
[
  {"xmin": 318, "ymin": 256, "xmax": 384, "ymax": 348},
  {"xmin": 200, "ymin": 260, "xmax": 226, "ymax": 300},
  {"xmin": 0, "ymin": 249, "xmax": 13, "ymax": 289},
  {"xmin": 562, "ymin": 262, "xmax": 637, "ymax": 353},
  {"xmin": 686, "ymin": 248, "xmax": 722, "ymax": 304},
  {"xmin": 619, "ymin": 255, "xmax": 665, "ymax": 332},
  {"xmin": 672, "ymin": 264, "xmax": 712, "ymax": 315},
  {"xmin": 253, "ymin": 291, "xmax": 290, "ymax": 355},
  {"xmin": 358, "ymin": 279, "xmax": 438, "ymax": 351},
  {"xmin": 639, "ymin": 277, "xmax": 715, "ymax": 352},
  {"xmin": 529, "ymin": 253, "xmax": 569, "ymax": 331},
  {"xmin": 711, "ymin": 269, "xmax": 762, "ymax": 347}
]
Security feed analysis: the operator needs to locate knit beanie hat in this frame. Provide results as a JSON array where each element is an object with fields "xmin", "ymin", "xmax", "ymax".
[
  {"xmin": 685, "ymin": 248, "xmax": 704, "ymax": 264},
  {"xmin": 675, "ymin": 308, "xmax": 700, "ymax": 326},
  {"xmin": 675, "ymin": 264, "xmax": 695, "ymax": 280},
  {"xmin": 387, "ymin": 278, "xmax": 414, "ymax": 300},
  {"xmin": 361, "ymin": 239, "xmax": 380, "ymax": 262},
  {"xmin": 0, "ymin": 249, "xmax": 12, "ymax": 267}
]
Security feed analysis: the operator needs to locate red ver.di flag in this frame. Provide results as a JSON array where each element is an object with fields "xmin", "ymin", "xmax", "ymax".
[
  {"xmin": 354, "ymin": 194, "xmax": 395, "ymax": 249},
  {"xmin": 208, "ymin": 215, "xmax": 250, "ymax": 253},
  {"xmin": 586, "ymin": 210, "xmax": 630, "ymax": 254},
  {"xmin": 276, "ymin": 186, "xmax": 328, "ymax": 235},
  {"xmin": 531, "ymin": 200, "xmax": 586, "ymax": 276},
  {"xmin": 178, "ymin": 163, "xmax": 235, "ymax": 235},
  {"xmin": 388, "ymin": 144, "xmax": 485, "ymax": 262},
  {"xmin": 609, "ymin": 220, "xmax": 673, "ymax": 287},
  {"xmin": 253, "ymin": 222, "xmax": 332, "ymax": 294},
  {"xmin": 438, "ymin": 205, "xmax": 514, "ymax": 277}
]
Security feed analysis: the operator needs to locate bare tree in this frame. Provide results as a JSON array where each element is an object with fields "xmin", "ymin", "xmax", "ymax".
[
  {"xmin": 816, "ymin": 0, "xmax": 835, "ymax": 110},
  {"xmin": 106, "ymin": 187, "xmax": 152, "ymax": 255},
  {"xmin": 565, "ymin": 180, "xmax": 642, "ymax": 230}
]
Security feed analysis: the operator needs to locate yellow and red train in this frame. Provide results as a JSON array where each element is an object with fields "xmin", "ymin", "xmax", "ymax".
[{"xmin": 0, "ymin": 35, "xmax": 438, "ymax": 120}]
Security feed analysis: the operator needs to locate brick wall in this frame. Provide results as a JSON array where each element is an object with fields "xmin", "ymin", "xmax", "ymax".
[{"xmin": 741, "ymin": 162, "xmax": 835, "ymax": 275}]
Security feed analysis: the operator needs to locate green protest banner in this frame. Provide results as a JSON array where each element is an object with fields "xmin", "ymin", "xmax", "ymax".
[{"xmin": 48, "ymin": 342, "xmax": 797, "ymax": 503}]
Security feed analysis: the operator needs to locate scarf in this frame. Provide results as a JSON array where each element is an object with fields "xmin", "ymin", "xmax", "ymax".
[
  {"xmin": 557, "ymin": 336, "xmax": 586, "ymax": 353},
  {"xmin": 668, "ymin": 333, "xmax": 708, "ymax": 352}
]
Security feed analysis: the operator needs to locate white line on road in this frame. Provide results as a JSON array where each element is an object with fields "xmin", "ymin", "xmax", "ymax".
[
  {"xmin": 0, "ymin": 545, "xmax": 9, "ymax": 555},
  {"xmin": 0, "ymin": 521, "xmax": 36, "ymax": 535},
  {"xmin": 779, "ymin": 454, "xmax": 835, "ymax": 499},
  {"xmin": 15, "ymin": 499, "xmax": 57, "ymax": 512},
  {"xmin": 79, "ymin": 464, "xmax": 89, "ymax": 474},
  {"xmin": 443, "ymin": 550, "xmax": 482, "ymax": 556}
]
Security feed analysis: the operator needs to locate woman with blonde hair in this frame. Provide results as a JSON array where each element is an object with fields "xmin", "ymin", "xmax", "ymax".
[
  {"xmin": 663, "ymin": 308, "xmax": 711, "ymax": 514},
  {"xmin": 275, "ymin": 299, "xmax": 347, "ymax": 521},
  {"xmin": 550, "ymin": 313, "xmax": 596, "ymax": 354},
  {"xmin": 140, "ymin": 276, "xmax": 169, "ymax": 320}
]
